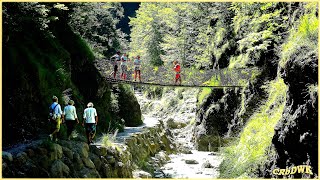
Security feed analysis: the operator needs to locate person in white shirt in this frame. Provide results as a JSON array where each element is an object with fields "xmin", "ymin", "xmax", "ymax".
[
  {"xmin": 134, "ymin": 55, "xmax": 142, "ymax": 82},
  {"xmin": 82, "ymin": 102, "xmax": 98, "ymax": 144},
  {"xmin": 120, "ymin": 53, "xmax": 130, "ymax": 80},
  {"xmin": 48, "ymin": 96, "xmax": 63, "ymax": 142},
  {"xmin": 63, "ymin": 100, "xmax": 79, "ymax": 140}
]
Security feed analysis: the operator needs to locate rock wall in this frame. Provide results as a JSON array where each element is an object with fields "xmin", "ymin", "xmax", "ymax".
[
  {"xmin": 193, "ymin": 88, "xmax": 241, "ymax": 151},
  {"xmin": 2, "ymin": 120, "xmax": 175, "ymax": 178},
  {"xmin": 262, "ymin": 37, "xmax": 318, "ymax": 178}
]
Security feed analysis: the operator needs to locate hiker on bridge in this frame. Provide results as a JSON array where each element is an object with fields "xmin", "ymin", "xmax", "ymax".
[
  {"xmin": 110, "ymin": 51, "xmax": 121, "ymax": 79},
  {"xmin": 48, "ymin": 96, "xmax": 63, "ymax": 142},
  {"xmin": 120, "ymin": 53, "xmax": 130, "ymax": 80},
  {"xmin": 134, "ymin": 55, "xmax": 142, "ymax": 82},
  {"xmin": 83, "ymin": 102, "xmax": 98, "ymax": 145},
  {"xmin": 173, "ymin": 60, "xmax": 182, "ymax": 85}
]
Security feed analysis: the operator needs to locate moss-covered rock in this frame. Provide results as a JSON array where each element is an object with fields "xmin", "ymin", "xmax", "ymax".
[{"xmin": 117, "ymin": 84, "xmax": 143, "ymax": 127}]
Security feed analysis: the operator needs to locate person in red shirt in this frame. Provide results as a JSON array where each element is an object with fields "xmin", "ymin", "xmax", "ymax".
[{"xmin": 173, "ymin": 60, "xmax": 181, "ymax": 85}]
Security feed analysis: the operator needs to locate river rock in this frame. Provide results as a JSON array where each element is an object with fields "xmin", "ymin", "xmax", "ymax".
[
  {"xmin": 185, "ymin": 159, "xmax": 199, "ymax": 164},
  {"xmin": 133, "ymin": 170, "xmax": 152, "ymax": 178},
  {"xmin": 50, "ymin": 160, "xmax": 69, "ymax": 178},
  {"xmin": 202, "ymin": 160, "xmax": 214, "ymax": 168},
  {"xmin": 2, "ymin": 151, "xmax": 13, "ymax": 162}
]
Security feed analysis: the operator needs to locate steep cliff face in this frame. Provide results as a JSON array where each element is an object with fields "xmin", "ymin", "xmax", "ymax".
[
  {"xmin": 3, "ymin": 5, "xmax": 142, "ymax": 147},
  {"xmin": 262, "ymin": 9, "xmax": 318, "ymax": 177}
]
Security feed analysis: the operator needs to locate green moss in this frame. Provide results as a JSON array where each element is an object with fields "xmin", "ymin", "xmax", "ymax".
[
  {"xmin": 198, "ymin": 88, "xmax": 212, "ymax": 104},
  {"xmin": 219, "ymin": 78, "xmax": 287, "ymax": 178}
]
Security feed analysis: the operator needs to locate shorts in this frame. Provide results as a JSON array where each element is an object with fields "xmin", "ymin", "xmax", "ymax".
[
  {"xmin": 51, "ymin": 117, "xmax": 61, "ymax": 131},
  {"xmin": 85, "ymin": 123, "xmax": 96, "ymax": 134},
  {"xmin": 175, "ymin": 73, "xmax": 181, "ymax": 80},
  {"xmin": 135, "ymin": 66, "xmax": 141, "ymax": 71},
  {"xmin": 121, "ymin": 65, "xmax": 127, "ymax": 74},
  {"xmin": 114, "ymin": 64, "xmax": 118, "ymax": 72}
]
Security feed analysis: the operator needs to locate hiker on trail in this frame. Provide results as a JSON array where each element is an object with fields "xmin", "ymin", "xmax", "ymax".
[
  {"xmin": 82, "ymin": 102, "xmax": 98, "ymax": 144},
  {"xmin": 173, "ymin": 60, "xmax": 181, "ymax": 85},
  {"xmin": 48, "ymin": 96, "xmax": 63, "ymax": 142},
  {"xmin": 134, "ymin": 55, "xmax": 142, "ymax": 82},
  {"xmin": 110, "ymin": 51, "xmax": 121, "ymax": 79},
  {"xmin": 63, "ymin": 100, "xmax": 79, "ymax": 140},
  {"xmin": 120, "ymin": 53, "xmax": 129, "ymax": 80}
]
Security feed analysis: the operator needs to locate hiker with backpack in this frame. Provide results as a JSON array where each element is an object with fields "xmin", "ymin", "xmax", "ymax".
[
  {"xmin": 48, "ymin": 96, "xmax": 63, "ymax": 142},
  {"xmin": 82, "ymin": 102, "xmax": 98, "ymax": 144},
  {"xmin": 110, "ymin": 51, "xmax": 121, "ymax": 79},
  {"xmin": 63, "ymin": 100, "xmax": 79, "ymax": 140}
]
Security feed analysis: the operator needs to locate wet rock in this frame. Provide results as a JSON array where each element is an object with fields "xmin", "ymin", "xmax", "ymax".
[
  {"xmin": 50, "ymin": 160, "xmax": 69, "ymax": 178},
  {"xmin": 202, "ymin": 160, "xmax": 214, "ymax": 168},
  {"xmin": 166, "ymin": 118, "xmax": 187, "ymax": 129},
  {"xmin": 2, "ymin": 151, "xmax": 13, "ymax": 162},
  {"xmin": 133, "ymin": 170, "xmax": 152, "ymax": 178},
  {"xmin": 185, "ymin": 159, "xmax": 199, "ymax": 164},
  {"xmin": 180, "ymin": 148, "xmax": 193, "ymax": 154}
]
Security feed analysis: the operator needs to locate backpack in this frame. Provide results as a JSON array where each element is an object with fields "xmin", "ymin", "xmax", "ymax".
[{"xmin": 48, "ymin": 104, "xmax": 59, "ymax": 121}]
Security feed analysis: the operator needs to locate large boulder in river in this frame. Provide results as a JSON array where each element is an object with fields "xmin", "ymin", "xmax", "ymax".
[{"xmin": 117, "ymin": 84, "xmax": 143, "ymax": 127}]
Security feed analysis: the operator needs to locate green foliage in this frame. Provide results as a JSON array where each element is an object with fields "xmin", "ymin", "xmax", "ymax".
[
  {"xmin": 219, "ymin": 78, "xmax": 287, "ymax": 178},
  {"xmin": 69, "ymin": 2, "xmax": 127, "ymax": 57},
  {"xmin": 102, "ymin": 134, "xmax": 114, "ymax": 147},
  {"xmin": 280, "ymin": 3, "xmax": 318, "ymax": 67},
  {"xmin": 198, "ymin": 88, "xmax": 212, "ymax": 104}
]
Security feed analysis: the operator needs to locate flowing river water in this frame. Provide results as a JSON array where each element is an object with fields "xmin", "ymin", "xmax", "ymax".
[{"xmin": 113, "ymin": 89, "xmax": 223, "ymax": 178}]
